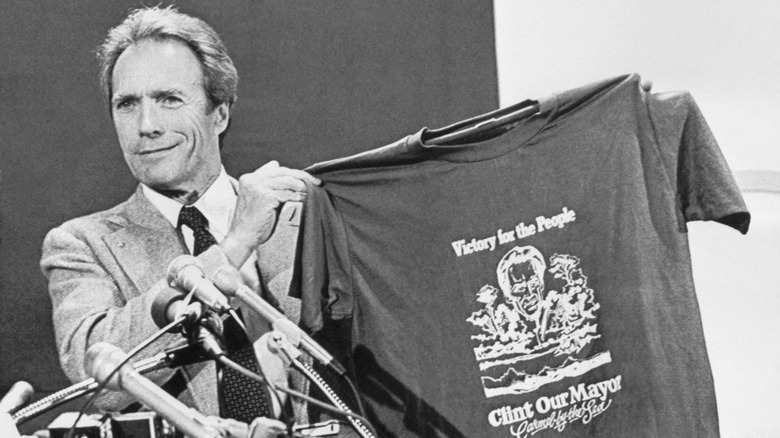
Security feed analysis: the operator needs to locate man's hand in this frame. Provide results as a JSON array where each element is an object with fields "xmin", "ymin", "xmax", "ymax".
[{"xmin": 221, "ymin": 161, "xmax": 320, "ymax": 267}]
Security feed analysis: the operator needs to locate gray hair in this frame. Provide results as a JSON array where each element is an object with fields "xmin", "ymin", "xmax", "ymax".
[{"xmin": 97, "ymin": 6, "xmax": 238, "ymax": 110}]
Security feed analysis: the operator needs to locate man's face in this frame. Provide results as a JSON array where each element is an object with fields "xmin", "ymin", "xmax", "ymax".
[
  {"xmin": 110, "ymin": 38, "xmax": 228, "ymax": 196},
  {"xmin": 506, "ymin": 262, "xmax": 543, "ymax": 317}
]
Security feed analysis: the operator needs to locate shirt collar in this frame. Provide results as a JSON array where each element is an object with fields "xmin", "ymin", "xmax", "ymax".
[{"xmin": 141, "ymin": 168, "xmax": 237, "ymax": 237}]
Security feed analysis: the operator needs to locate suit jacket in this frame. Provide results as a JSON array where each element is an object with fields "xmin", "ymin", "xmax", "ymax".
[{"xmin": 41, "ymin": 184, "xmax": 302, "ymax": 415}]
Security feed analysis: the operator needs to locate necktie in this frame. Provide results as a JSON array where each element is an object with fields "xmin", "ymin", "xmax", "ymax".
[
  {"xmin": 177, "ymin": 206, "xmax": 218, "ymax": 256},
  {"xmin": 177, "ymin": 206, "xmax": 272, "ymax": 423}
]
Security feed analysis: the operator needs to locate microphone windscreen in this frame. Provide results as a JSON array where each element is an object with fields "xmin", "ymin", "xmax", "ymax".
[
  {"xmin": 0, "ymin": 381, "xmax": 33, "ymax": 414},
  {"xmin": 0, "ymin": 412, "xmax": 22, "ymax": 438},
  {"xmin": 166, "ymin": 255, "xmax": 203, "ymax": 285},
  {"xmin": 84, "ymin": 343, "xmax": 126, "ymax": 390},
  {"xmin": 151, "ymin": 287, "xmax": 185, "ymax": 329}
]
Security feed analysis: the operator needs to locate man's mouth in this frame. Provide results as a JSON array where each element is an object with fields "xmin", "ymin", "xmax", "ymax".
[{"xmin": 138, "ymin": 143, "xmax": 178, "ymax": 155}]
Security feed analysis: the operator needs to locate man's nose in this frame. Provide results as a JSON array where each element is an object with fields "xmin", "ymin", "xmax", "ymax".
[{"xmin": 138, "ymin": 100, "xmax": 163, "ymax": 137}]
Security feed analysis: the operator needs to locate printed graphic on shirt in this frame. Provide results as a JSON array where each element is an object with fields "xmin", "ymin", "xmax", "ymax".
[
  {"xmin": 466, "ymin": 246, "xmax": 611, "ymax": 398},
  {"xmin": 486, "ymin": 374, "xmax": 622, "ymax": 436}
]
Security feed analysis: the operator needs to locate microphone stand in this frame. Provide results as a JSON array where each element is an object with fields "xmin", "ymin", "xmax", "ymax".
[
  {"xmin": 208, "ymin": 266, "xmax": 375, "ymax": 436},
  {"xmin": 266, "ymin": 331, "xmax": 376, "ymax": 438},
  {"xmin": 12, "ymin": 348, "xmax": 189, "ymax": 425},
  {"xmin": 13, "ymin": 311, "xmax": 218, "ymax": 426},
  {"xmin": 210, "ymin": 266, "xmax": 346, "ymax": 376}
]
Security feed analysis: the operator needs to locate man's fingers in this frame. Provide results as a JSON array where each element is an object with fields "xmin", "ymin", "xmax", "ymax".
[
  {"xmin": 284, "ymin": 168, "xmax": 321, "ymax": 186},
  {"xmin": 240, "ymin": 171, "xmax": 318, "ymax": 195},
  {"xmin": 260, "ymin": 175, "xmax": 309, "ymax": 193},
  {"xmin": 253, "ymin": 162, "xmax": 320, "ymax": 186},
  {"xmin": 253, "ymin": 187, "xmax": 306, "ymax": 207},
  {"xmin": 258, "ymin": 160, "xmax": 280, "ymax": 171},
  {"xmin": 275, "ymin": 189, "xmax": 307, "ymax": 203}
]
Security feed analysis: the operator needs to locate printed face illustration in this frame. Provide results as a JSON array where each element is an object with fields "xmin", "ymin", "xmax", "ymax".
[
  {"xmin": 507, "ymin": 262, "xmax": 543, "ymax": 316},
  {"xmin": 497, "ymin": 246, "xmax": 546, "ymax": 320},
  {"xmin": 468, "ymin": 247, "xmax": 609, "ymax": 401}
]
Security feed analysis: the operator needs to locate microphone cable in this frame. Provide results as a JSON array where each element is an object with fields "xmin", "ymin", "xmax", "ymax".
[
  {"xmin": 11, "ymin": 354, "xmax": 169, "ymax": 425},
  {"xmin": 221, "ymin": 309, "xmax": 286, "ymax": 423},
  {"xmin": 341, "ymin": 371, "xmax": 367, "ymax": 418},
  {"xmin": 64, "ymin": 316, "xmax": 185, "ymax": 438},
  {"xmin": 218, "ymin": 356, "xmax": 378, "ymax": 438},
  {"xmin": 291, "ymin": 359, "xmax": 375, "ymax": 438}
]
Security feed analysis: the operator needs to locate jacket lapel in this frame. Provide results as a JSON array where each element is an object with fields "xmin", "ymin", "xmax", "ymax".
[
  {"xmin": 103, "ymin": 185, "xmax": 187, "ymax": 296},
  {"xmin": 101, "ymin": 186, "xmax": 220, "ymax": 415}
]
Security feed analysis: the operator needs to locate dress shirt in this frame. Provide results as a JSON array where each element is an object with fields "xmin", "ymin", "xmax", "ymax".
[{"xmin": 141, "ymin": 169, "xmax": 273, "ymax": 357}]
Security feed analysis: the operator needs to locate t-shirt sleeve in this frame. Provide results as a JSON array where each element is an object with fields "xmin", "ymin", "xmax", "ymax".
[
  {"xmin": 645, "ymin": 88, "xmax": 750, "ymax": 234},
  {"xmin": 290, "ymin": 182, "xmax": 354, "ymax": 333}
]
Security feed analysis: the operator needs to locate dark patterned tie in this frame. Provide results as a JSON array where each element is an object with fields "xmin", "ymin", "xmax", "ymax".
[
  {"xmin": 177, "ymin": 206, "xmax": 272, "ymax": 423},
  {"xmin": 177, "ymin": 206, "xmax": 218, "ymax": 256}
]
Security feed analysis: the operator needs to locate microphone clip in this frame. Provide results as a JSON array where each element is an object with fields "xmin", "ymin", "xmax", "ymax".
[{"xmin": 164, "ymin": 311, "xmax": 227, "ymax": 368}]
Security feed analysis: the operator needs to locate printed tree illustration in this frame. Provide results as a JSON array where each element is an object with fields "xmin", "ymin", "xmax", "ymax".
[
  {"xmin": 469, "ymin": 283, "xmax": 533, "ymax": 344},
  {"xmin": 467, "ymin": 285, "xmax": 501, "ymax": 340},
  {"xmin": 545, "ymin": 253, "xmax": 601, "ymax": 354}
]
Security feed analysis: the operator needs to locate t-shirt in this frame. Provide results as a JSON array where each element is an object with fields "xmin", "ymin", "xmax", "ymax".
[{"xmin": 292, "ymin": 74, "xmax": 750, "ymax": 438}]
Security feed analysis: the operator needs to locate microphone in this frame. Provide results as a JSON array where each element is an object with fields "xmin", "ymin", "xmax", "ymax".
[
  {"xmin": 0, "ymin": 381, "xmax": 33, "ymax": 415},
  {"xmin": 150, "ymin": 287, "xmax": 230, "ymax": 365},
  {"xmin": 85, "ymin": 343, "xmax": 222, "ymax": 438},
  {"xmin": 211, "ymin": 265, "xmax": 346, "ymax": 376},
  {"xmin": 151, "ymin": 286, "xmax": 205, "ymax": 330},
  {"xmin": 167, "ymin": 255, "xmax": 231, "ymax": 314},
  {"xmin": 11, "ymin": 341, "xmax": 215, "ymax": 426},
  {"xmin": 0, "ymin": 412, "xmax": 22, "ymax": 438}
]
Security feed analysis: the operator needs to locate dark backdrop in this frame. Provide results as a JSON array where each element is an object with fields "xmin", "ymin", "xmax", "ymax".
[{"xmin": 0, "ymin": 1, "xmax": 498, "ymax": 432}]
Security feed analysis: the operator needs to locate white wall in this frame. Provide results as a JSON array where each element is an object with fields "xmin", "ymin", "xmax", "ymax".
[
  {"xmin": 494, "ymin": 0, "xmax": 780, "ymax": 172},
  {"xmin": 689, "ymin": 187, "xmax": 780, "ymax": 438},
  {"xmin": 494, "ymin": 2, "xmax": 780, "ymax": 436}
]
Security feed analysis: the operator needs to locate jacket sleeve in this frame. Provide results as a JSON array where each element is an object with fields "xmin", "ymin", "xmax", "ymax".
[
  {"xmin": 41, "ymin": 225, "xmax": 179, "ymax": 410},
  {"xmin": 41, "ymin": 223, "xmax": 232, "ymax": 412}
]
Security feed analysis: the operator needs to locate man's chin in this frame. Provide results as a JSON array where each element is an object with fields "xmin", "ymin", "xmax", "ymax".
[{"xmin": 137, "ymin": 173, "xmax": 184, "ymax": 195}]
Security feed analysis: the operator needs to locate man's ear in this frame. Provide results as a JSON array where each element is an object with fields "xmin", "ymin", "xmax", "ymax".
[{"xmin": 214, "ymin": 103, "xmax": 230, "ymax": 135}]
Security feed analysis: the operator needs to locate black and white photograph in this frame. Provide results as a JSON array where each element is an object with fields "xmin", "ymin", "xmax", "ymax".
[{"xmin": 1, "ymin": 1, "xmax": 777, "ymax": 437}]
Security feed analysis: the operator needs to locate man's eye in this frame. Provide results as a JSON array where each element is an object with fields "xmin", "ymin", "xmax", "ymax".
[
  {"xmin": 115, "ymin": 100, "xmax": 135, "ymax": 111},
  {"xmin": 161, "ymin": 96, "xmax": 183, "ymax": 107}
]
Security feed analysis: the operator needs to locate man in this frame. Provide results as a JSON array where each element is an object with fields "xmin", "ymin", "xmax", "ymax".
[{"xmin": 40, "ymin": 5, "xmax": 316, "ymax": 426}]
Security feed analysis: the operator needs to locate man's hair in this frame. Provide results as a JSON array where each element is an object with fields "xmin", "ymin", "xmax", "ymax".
[{"xmin": 97, "ymin": 6, "xmax": 238, "ymax": 110}]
